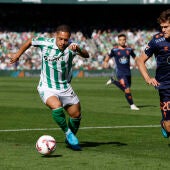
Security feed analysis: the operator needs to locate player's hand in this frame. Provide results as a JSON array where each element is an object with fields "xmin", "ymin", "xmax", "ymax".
[
  {"xmin": 146, "ymin": 77, "xmax": 160, "ymax": 87},
  {"xmin": 68, "ymin": 42, "xmax": 89, "ymax": 58},
  {"xmin": 68, "ymin": 43, "xmax": 79, "ymax": 52},
  {"xmin": 8, "ymin": 53, "xmax": 19, "ymax": 64}
]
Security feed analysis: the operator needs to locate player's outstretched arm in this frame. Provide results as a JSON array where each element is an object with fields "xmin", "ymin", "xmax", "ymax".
[
  {"xmin": 9, "ymin": 38, "xmax": 32, "ymax": 64},
  {"xmin": 68, "ymin": 43, "xmax": 89, "ymax": 58},
  {"xmin": 136, "ymin": 52, "xmax": 160, "ymax": 87},
  {"xmin": 102, "ymin": 55, "xmax": 110, "ymax": 69}
]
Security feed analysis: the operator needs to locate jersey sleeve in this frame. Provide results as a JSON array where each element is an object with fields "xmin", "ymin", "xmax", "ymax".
[
  {"xmin": 130, "ymin": 49, "xmax": 136, "ymax": 58},
  {"xmin": 108, "ymin": 49, "xmax": 114, "ymax": 58},
  {"xmin": 144, "ymin": 38, "xmax": 156, "ymax": 58},
  {"xmin": 32, "ymin": 37, "xmax": 46, "ymax": 46}
]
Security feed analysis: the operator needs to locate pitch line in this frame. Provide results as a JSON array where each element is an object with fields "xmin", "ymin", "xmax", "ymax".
[{"xmin": 0, "ymin": 125, "xmax": 160, "ymax": 132}]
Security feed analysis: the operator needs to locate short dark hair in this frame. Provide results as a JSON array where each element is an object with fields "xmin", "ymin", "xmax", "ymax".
[
  {"xmin": 56, "ymin": 24, "xmax": 71, "ymax": 34},
  {"xmin": 118, "ymin": 33, "xmax": 126, "ymax": 39},
  {"xmin": 157, "ymin": 9, "xmax": 170, "ymax": 24}
]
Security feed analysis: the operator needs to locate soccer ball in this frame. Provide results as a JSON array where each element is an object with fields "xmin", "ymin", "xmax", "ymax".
[{"xmin": 36, "ymin": 135, "xmax": 56, "ymax": 155}]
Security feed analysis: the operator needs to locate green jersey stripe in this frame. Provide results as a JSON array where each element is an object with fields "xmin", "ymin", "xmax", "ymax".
[
  {"xmin": 68, "ymin": 51, "xmax": 73, "ymax": 77},
  {"xmin": 45, "ymin": 61, "xmax": 52, "ymax": 88},
  {"xmin": 61, "ymin": 61, "xmax": 67, "ymax": 89},
  {"xmin": 52, "ymin": 61, "xmax": 60, "ymax": 90}
]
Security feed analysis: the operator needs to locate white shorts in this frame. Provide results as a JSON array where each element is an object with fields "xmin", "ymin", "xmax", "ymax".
[{"xmin": 37, "ymin": 85, "xmax": 80, "ymax": 107}]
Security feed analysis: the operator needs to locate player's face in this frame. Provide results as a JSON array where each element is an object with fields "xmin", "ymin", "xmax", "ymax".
[
  {"xmin": 55, "ymin": 31, "xmax": 70, "ymax": 51},
  {"xmin": 118, "ymin": 36, "xmax": 126, "ymax": 47},
  {"xmin": 160, "ymin": 21, "xmax": 170, "ymax": 39}
]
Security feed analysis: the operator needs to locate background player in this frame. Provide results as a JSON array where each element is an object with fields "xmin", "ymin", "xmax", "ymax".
[
  {"xmin": 103, "ymin": 33, "xmax": 139, "ymax": 110},
  {"xmin": 9, "ymin": 24, "xmax": 89, "ymax": 150},
  {"xmin": 136, "ymin": 9, "xmax": 170, "ymax": 138}
]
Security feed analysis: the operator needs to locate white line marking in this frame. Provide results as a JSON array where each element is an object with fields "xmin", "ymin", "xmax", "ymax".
[{"xmin": 0, "ymin": 125, "xmax": 160, "ymax": 132}]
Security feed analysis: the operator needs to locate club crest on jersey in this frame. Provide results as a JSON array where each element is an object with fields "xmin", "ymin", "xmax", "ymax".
[{"xmin": 119, "ymin": 56, "xmax": 128, "ymax": 64}]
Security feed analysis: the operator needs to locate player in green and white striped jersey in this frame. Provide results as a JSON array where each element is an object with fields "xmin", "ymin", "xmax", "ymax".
[
  {"xmin": 32, "ymin": 36, "xmax": 74, "ymax": 90},
  {"xmin": 9, "ymin": 25, "xmax": 89, "ymax": 151}
]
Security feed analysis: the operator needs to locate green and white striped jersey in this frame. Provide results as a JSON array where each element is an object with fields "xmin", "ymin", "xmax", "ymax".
[{"xmin": 32, "ymin": 37, "xmax": 76, "ymax": 90}]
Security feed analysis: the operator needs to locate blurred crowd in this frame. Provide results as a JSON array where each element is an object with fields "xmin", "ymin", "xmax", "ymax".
[{"xmin": 0, "ymin": 29, "xmax": 158, "ymax": 70}]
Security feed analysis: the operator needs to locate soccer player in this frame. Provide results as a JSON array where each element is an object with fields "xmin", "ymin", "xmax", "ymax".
[
  {"xmin": 103, "ymin": 33, "xmax": 139, "ymax": 110},
  {"xmin": 9, "ymin": 25, "xmax": 89, "ymax": 150},
  {"xmin": 136, "ymin": 9, "xmax": 170, "ymax": 138}
]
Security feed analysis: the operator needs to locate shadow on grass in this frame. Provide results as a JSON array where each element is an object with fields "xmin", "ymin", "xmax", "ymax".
[
  {"xmin": 42, "ymin": 154, "xmax": 62, "ymax": 158},
  {"xmin": 137, "ymin": 105, "xmax": 157, "ymax": 108},
  {"xmin": 121, "ymin": 105, "xmax": 157, "ymax": 109},
  {"xmin": 80, "ymin": 141, "xmax": 127, "ymax": 148}
]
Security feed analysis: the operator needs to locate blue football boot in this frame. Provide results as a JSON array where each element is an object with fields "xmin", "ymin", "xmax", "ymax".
[{"xmin": 65, "ymin": 129, "xmax": 81, "ymax": 151}]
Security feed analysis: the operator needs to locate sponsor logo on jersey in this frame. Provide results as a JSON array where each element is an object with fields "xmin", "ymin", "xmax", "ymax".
[{"xmin": 44, "ymin": 55, "xmax": 63, "ymax": 62}]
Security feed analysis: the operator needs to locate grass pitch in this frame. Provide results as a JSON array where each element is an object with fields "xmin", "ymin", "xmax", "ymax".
[{"xmin": 0, "ymin": 76, "xmax": 169, "ymax": 170}]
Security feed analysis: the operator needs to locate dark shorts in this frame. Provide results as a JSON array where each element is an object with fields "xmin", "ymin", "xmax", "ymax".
[
  {"xmin": 159, "ymin": 89, "xmax": 170, "ymax": 121},
  {"xmin": 117, "ymin": 75, "xmax": 131, "ymax": 88}
]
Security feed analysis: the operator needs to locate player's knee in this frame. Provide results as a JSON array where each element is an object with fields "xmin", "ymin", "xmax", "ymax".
[
  {"xmin": 125, "ymin": 88, "xmax": 130, "ymax": 93},
  {"xmin": 67, "ymin": 109, "xmax": 81, "ymax": 118},
  {"xmin": 161, "ymin": 120, "xmax": 170, "ymax": 138},
  {"xmin": 72, "ymin": 111, "xmax": 81, "ymax": 118},
  {"xmin": 65, "ymin": 103, "xmax": 81, "ymax": 118},
  {"xmin": 164, "ymin": 121, "xmax": 170, "ymax": 132}
]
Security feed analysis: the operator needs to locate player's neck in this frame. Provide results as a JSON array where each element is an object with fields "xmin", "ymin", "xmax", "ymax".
[{"xmin": 118, "ymin": 45, "xmax": 126, "ymax": 49}]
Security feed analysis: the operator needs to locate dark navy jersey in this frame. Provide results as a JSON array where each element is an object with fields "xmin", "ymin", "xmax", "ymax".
[
  {"xmin": 109, "ymin": 46, "xmax": 136, "ymax": 76},
  {"xmin": 144, "ymin": 33, "xmax": 170, "ymax": 89}
]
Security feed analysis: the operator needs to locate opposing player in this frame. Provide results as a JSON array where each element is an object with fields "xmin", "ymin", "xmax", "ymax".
[
  {"xmin": 9, "ymin": 25, "xmax": 89, "ymax": 150},
  {"xmin": 136, "ymin": 9, "xmax": 170, "ymax": 138},
  {"xmin": 104, "ymin": 33, "xmax": 139, "ymax": 110}
]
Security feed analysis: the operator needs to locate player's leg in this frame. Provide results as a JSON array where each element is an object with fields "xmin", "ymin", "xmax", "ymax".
[
  {"xmin": 124, "ymin": 87, "xmax": 133, "ymax": 105},
  {"xmin": 48, "ymin": 97, "xmax": 80, "ymax": 149},
  {"xmin": 123, "ymin": 76, "xmax": 139, "ymax": 110},
  {"xmin": 106, "ymin": 75, "xmax": 125, "ymax": 91},
  {"xmin": 37, "ymin": 86, "xmax": 69, "ymax": 133},
  {"xmin": 159, "ymin": 89, "xmax": 170, "ymax": 138},
  {"xmin": 46, "ymin": 96, "xmax": 70, "ymax": 133},
  {"xmin": 61, "ymin": 87, "xmax": 81, "ymax": 150},
  {"xmin": 65, "ymin": 103, "xmax": 81, "ymax": 135},
  {"xmin": 161, "ymin": 120, "xmax": 170, "ymax": 138},
  {"xmin": 64, "ymin": 103, "xmax": 81, "ymax": 150},
  {"xmin": 112, "ymin": 78, "xmax": 125, "ymax": 91},
  {"xmin": 38, "ymin": 86, "xmax": 81, "ymax": 150},
  {"xmin": 119, "ymin": 78, "xmax": 134, "ymax": 105}
]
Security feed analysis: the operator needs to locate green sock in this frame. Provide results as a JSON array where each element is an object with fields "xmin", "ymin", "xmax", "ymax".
[
  {"xmin": 52, "ymin": 107, "xmax": 68, "ymax": 133},
  {"xmin": 68, "ymin": 116, "xmax": 81, "ymax": 134}
]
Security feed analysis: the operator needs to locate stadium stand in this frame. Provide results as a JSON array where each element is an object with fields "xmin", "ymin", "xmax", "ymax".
[{"xmin": 0, "ymin": 4, "xmax": 166, "ymax": 71}]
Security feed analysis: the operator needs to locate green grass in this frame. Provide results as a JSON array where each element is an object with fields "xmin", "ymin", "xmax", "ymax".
[{"xmin": 0, "ymin": 76, "xmax": 169, "ymax": 170}]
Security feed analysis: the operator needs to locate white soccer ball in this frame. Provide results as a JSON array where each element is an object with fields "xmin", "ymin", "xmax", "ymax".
[{"xmin": 36, "ymin": 135, "xmax": 56, "ymax": 155}]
